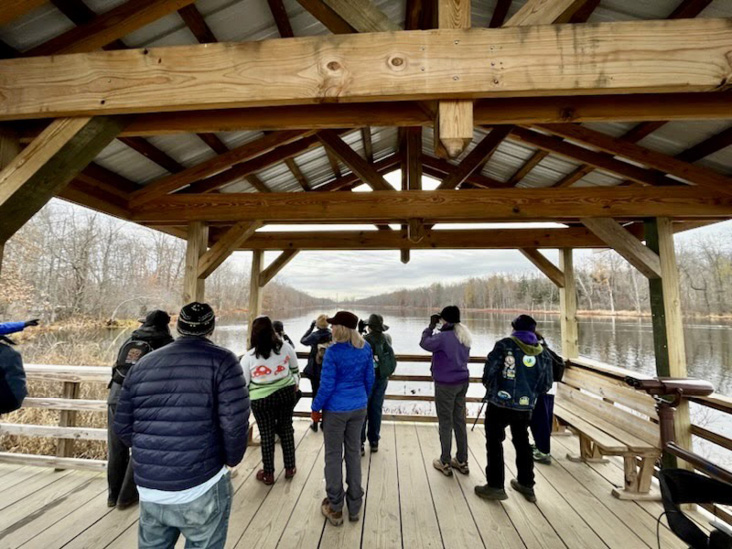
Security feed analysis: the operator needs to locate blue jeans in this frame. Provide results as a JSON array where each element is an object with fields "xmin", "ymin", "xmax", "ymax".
[
  {"xmin": 361, "ymin": 376, "xmax": 388, "ymax": 445},
  {"xmin": 138, "ymin": 473, "xmax": 232, "ymax": 549}
]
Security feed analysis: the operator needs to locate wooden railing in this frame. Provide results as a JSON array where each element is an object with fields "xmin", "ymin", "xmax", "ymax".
[{"xmin": 1, "ymin": 357, "xmax": 730, "ymax": 480}]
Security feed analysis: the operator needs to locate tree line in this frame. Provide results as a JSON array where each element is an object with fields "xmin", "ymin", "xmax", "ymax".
[
  {"xmin": 357, "ymin": 236, "xmax": 732, "ymax": 317},
  {"xmin": 0, "ymin": 203, "xmax": 328, "ymax": 322}
]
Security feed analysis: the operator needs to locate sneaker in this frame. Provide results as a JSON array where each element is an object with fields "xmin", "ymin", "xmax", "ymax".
[
  {"xmin": 107, "ymin": 499, "xmax": 117, "ymax": 508},
  {"xmin": 510, "ymin": 479, "xmax": 537, "ymax": 502},
  {"xmin": 361, "ymin": 445, "xmax": 365, "ymax": 457},
  {"xmin": 310, "ymin": 421, "xmax": 319, "ymax": 433},
  {"xmin": 285, "ymin": 467, "xmax": 297, "ymax": 479},
  {"xmin": 432, "ymin": 458, "xmax": 453, "ymax": 476},
  {"xmin": 321, "ymin": 498, "xmax": 343, "ymax": 526},
  {"xmin": 370, "ymin": 443, "xmax": 379, "ymax": 453},
  {"xmin": 532, "ymin": 448, "xmax": 552, "ymax": 465},
  {"xmin": 256, "ymin": 469, "xmax": 275, "ymax": 486},
  {"xmin": 450, "ymin": 458, "xmax": 470, "ymax": 475},
  {"xmin": 474, "ymin": 484, "xmax": 508, "ymax": 501}
]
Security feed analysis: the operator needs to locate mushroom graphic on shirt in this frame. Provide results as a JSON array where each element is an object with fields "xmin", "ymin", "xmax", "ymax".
[
  {"xmin": 253, "ymin": 365, "xmax": 272, "ymax": 377},
  {"xmin": 275, "ymin": 364, "xmax": 286, "ymax": 374}
]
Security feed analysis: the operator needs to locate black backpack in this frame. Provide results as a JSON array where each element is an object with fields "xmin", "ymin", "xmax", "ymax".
[
  {"xmin": 542, "ymin": 343, "xmax": 566, "ymax": 383},
  {"xmin": 110, "ymin": 339, "xmax": 154, "ymax": 386}
]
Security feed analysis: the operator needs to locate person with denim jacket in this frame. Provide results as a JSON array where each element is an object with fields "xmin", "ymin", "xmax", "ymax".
[{"xmin": 475, "ymin": 314, "xmax": 553, "ymax": 503}]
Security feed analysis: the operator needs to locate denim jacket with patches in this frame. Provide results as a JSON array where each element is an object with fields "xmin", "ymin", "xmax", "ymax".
[{"xmin": 482, "ymin": 337, "xmax": 553, "ymax": 411}]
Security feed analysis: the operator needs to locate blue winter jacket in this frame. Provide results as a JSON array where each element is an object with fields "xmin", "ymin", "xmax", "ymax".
[
  {"xmin": 114, "ymin": 336, "xmax": 250, "ymax": 491},
  {"xmin": 482, "ymin": 337, "xmax": 553, "ymax": 411},
  {"xmin": 311, "ymin": 342, "xmax": 374, "ymax": 412},
  {"xmin": 0, "ymin": 322, "xmax": 26, "ymax": 336}
]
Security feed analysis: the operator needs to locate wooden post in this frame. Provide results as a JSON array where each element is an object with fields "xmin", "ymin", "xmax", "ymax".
[
  {"xmin": 248, "ymin": 250, "xmax": 263, "ymax": 344},
  {"xmin": 182, "ymin": 221, "xmax": 208, "ymax": 304},
  {"xmin": 645, "ymin": 217, "xmax": 692, "ymax": 467},
  {"xmin": 56, "ymin": 381, "xmax": 80, "ymax": 466},
  {"xmin": 0, "ymin": 129, "xmax": 20, "ymax": 277},
  {"xmin": 559, "ymin": 248, "xmax": 579, "ymax": 358}
]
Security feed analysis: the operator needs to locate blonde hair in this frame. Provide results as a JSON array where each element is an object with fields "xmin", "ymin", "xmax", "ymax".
[
  {"xmin": 332, "ymin": 324, "xmax": 366, "ymax": 349},
  {"xmin": 454, "ymin": 323, "xmax": 473, "ymax": 348},
  {"xmin": 316, "ymin": 314, "xmax": 329, "ymax": 330}
]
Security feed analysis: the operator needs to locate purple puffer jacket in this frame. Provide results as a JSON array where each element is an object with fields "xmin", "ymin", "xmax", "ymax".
[{"xmin": 419, "ymin": 325, "xmax": 470, "ymax": 385}]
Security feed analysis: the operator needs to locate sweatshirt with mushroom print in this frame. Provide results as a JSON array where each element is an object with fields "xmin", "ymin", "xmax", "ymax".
[{"xmin": 240, "ymin": 341, "xmax": 300, "ymax": 401}]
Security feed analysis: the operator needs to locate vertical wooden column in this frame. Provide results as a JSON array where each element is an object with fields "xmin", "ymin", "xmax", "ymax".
[
  {"xmin": 559, "ymin": 248, "xmax": 579, "ymax": 358},
  {"xmin": 248, "ymin": 250, "xmax": 263, "ymax": 344},
  {"xmin": 183, "ymin": 221, "xmax": 209, "ymax": 304},
  {"xmin": 0, "ymin": 129, "xmax": 21, "ymax": 277},
  {"xmin": 56, "ymin": 381, "xmax": 80, "ymax": 466},
  {"xmin": 645, "ymin": 218, "xmax": 692, "ymax": 465}
]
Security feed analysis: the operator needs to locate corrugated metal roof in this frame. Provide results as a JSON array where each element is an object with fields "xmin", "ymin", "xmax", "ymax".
[{"xmin": 0, "ymin": 0, "xmax": 730, "ymax": 196}]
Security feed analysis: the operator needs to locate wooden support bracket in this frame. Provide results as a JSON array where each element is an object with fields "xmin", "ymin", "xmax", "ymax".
[
  {"xmin": 519, "ymin": 248, "xmax": 565, "ymax": 288},
  {"xmin": 259, "ymin": 249, "xmax": 300, "ymax": 287},
  {"xmin": 582, "ymin": 218, "xmax": 662, "ymax": 279},
  {"xmin": 198, "ymin": 220, "xmax": 262, "ymax": 279}
]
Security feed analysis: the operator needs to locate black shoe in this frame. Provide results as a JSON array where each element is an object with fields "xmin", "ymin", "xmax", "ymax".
[
  {"xmin": 474, "ymin": 484, "xmax": 508, "ymax": 500},
  {"xmin": 310, "ymin": 421, "xmax": 318, "ymax": 433},
  {"xmin": 370, "ymin": 443, "xmax": 379, "ymax": 453},
  {"xmin": 510, "ymin": 479, "xmax": 537, "ymax": 502},
  {"xmin": 107, "ymin": 499, "xmax": 117, "ymax": 508},
  {"xmin": 116, "ymin": 498, "xmax": 139, "ymax": 510}
]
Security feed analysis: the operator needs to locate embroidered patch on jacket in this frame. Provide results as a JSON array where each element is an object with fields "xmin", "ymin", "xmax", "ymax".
[
  {"xmin": 497, "ymin": 390, "xmax": 511, "ymax": 400},
  {"xmin": 519, "ymin": 396, "xmax": 530, "ymax": 406},
  {"xmin": 522, "ymin": 355, "xmax": 537, "ymax": 367}
]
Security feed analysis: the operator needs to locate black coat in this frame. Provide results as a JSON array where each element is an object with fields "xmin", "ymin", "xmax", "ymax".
[
  {"xmin": 0, "ymin": 342, "xmax": 26, "ymax": 415},
  {"xmin": 300, "ymin": 326, "xmax": 332, "ymax": 380},
  {"xmin": 113, "ymin": 336, "xmax": 250, "ymax": 491}
]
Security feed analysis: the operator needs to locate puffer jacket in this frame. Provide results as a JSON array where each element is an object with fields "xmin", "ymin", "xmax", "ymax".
[
  {"xmin": 114, "ymin": 336, "xmax": 250, "ymax": 491},
  {"xmin": 311, "ymin": 341, "xmax": 374, "ymax": 412},
  {"xmin": 482, "ymin": 336, "xmax": 553, "ymax": 411},
  {"xmin": 0, "ymin": 341, "xmax": 26, "ymax": 414}
]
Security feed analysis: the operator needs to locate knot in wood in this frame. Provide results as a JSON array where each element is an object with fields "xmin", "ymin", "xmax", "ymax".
[{"xmin": 327, "ymin": 61, "xmax": 341, "ymax": 72}]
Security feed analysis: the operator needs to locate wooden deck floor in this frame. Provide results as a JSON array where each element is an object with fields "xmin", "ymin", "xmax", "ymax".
[{"xmin": 0, "ymin": 420, "xmax": 713, "ymax": 549}]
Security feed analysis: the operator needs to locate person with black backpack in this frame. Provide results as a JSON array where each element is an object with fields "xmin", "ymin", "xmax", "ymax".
[
  {"xmin": 358, "ymin": 314, "xmax": 396, "ymax": 455},
  {"xmin": 529, "ymin": 331, "xmax": 566, "ymax": 465},
  {"xmin": 107, "ymin": 310, "xmax": 173, "ymax": 510}
]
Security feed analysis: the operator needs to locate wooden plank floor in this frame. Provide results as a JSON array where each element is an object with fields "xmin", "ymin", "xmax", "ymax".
[{"xmin": 0, "ymin": 420, "xmax": 715, "ymax": 549}]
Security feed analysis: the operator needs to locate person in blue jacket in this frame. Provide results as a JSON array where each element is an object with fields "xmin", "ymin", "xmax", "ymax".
[
  {"xmin": 0, "ymin": 319, "xmax": 39, "ymax": 415},
  {"xmin": 311, "ymin": 311, "xmax": 374, "ymax": 527},
  {"xmin": 114, "ymin": 303, "xmax": 250, "ymax": 549}
]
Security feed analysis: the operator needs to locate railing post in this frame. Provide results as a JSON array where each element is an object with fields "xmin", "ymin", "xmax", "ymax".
[
  {"xmin": 559, "ymin": 248, "xmax": 579, "ymax": 359},
  {"xmin": 56, "ymin": 380, "xmax": 80, "ymax": 468}
]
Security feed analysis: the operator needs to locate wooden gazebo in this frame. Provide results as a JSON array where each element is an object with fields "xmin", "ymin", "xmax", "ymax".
[{"xmin": 0, "ymin": 0, "xmax": 731, "ymax": 525}]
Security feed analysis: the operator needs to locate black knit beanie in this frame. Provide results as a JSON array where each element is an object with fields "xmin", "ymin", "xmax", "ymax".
[
  {"xmin": 177, "ymin": 302, "xmax": 215, "ymax": 336},
  {"xmin": 440, "ymin": 306, "xmax": 461, "ymax": 324}
]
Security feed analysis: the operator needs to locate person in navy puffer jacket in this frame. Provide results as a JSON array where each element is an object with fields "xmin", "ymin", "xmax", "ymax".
[
  {"xmin": 114, "ymin": 302, "xmax": 249, "ymax": 549},
  {"xmin": 311, "ymin": 311, "xmax": 374, "ymax": 527}
]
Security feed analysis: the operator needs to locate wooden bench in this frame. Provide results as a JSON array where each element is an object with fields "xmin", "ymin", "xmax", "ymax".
[{"xmin": 554, "ymin": 360, "xmax": 662, "ymax": 500}]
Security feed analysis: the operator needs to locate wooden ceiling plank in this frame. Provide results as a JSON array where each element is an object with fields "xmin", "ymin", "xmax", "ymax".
[
  {"xmin": 130, "ymin": 187, "xmax": 732, "ymax": 224},
  {"xmin": 129, "ymin": 130, "xmax": 310, "ymax": 207},
  {"xmin": 437, "ymin": 126, "xmax": 513, "ymax": 190}
]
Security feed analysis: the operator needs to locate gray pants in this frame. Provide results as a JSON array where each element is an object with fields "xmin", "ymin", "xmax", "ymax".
[
  {"xmin": 434, "ymin": 382, "xmax": 469, "ymax": 464},
  {"xmin": 322, "ymin": 408, "xmax": 367, "ymax": 514}
]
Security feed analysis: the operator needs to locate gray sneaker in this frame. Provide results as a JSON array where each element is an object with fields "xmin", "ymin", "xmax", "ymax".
[
  {"xmin": 532, "ymin": 448, "xmax": 551, "ymax": 465},
  {"xmin": 510, "ymin": 479, "xmax": 537, "ymax": 502},
  {"xmin": 432, "ymin": 458, "xmax": 453, "ymax": 476},
  {"xmin": 474, "ymin": 484, "xmax": 508, "ymax": 500},
  {"xmin": 450, "ymin": 457, "xmax": 470, "ymax": 475}
]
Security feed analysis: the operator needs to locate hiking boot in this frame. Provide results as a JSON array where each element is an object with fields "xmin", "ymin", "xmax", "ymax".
[
  {"xmin": 285, "ymin": 467, "xmax": 297, "ymax": 479},
  {"xmin": 107, "ymin": 499, "xmax": 117, "ymax": 508},
  {"xmin": 310, "ymin": 421, "xmax": 319, "ymax": 433},
  {"xmin": 348, "ymin": 510, "xmax": 360, "ymax": 522},
  {"xmin": 450, "ymin": 458, "xmax": 470, "ymax": 475},
  {"xmin": 510, "ymin": 479, "xmax": 537, "ymax": 502},
  {"xmin": 474, "ymin": 484, "xmax": 508, "ymax": 501},
  {"xmin": 256, "ymin": 469, "xmax": 275, "ymax": 486},
  {"xmin": 361, "ymin": 445, "xmax": 365, "ymax": 457},
  {"xmin": 432, "ymin": 458, "xmax": 453, "ymax": 476},
  {"xmin": 321, "ymin": 498, "xmax": 343, "ymax": 526},
  {"xmin": 532, "ymin": 448, "xmax": 552, "ymax": 465},
  {"xmin": 370, "ymin": 443, "xmax": 379, "ymax": 453}
]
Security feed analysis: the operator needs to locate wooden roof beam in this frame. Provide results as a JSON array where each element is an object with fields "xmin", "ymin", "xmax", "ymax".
[
  {"xmin": 259, "ymin": 249, "xmax": 300, "ymax": 286},
  {"xmin": 5, "ymin": 19, "xmax": 732, "ymax": 120},
  {"xmin": 321, "ymin": 0, "xmax": 399, "ymax": 33},
  {"xmin": 677, "ymin": 126, "xmax": 732, "ymax": 164},
  {"xmin": 421, "ymin": 154, "xmax": 514, "ymax": 189},
  {"xmin": 519, "ymin": 249, "xmax": 565, "ymax": 287},
  {"xmin": 537, "ymin": 124, "xmax": 732, "ymax": 195},
  {"xmin": 489, "ymin": 0, "xmax": 512, "ymax": 27},
  {"xmin": 504, "ymin": 0, "xmax": 591, "ymax": 26},
  {"xmin": 118, "ymin": 136, "xmax": 184, "ymax": 174},
  {"xmin": 317, "ymin": 130, "xmax": 393, "ymax": 191},
  {"xmin": 130, "ymin": 187, "xmax": 732, "ymax": 224},
  {"xmin": 437, "ymin": 126, "xmax": 512, "ymax": 189},
  {"xmin": 0, "ymin": 0, "xmax": 46, "ymax": 26},
  {"xmin": 198, "ymin": 220, "xmax": 262, "ymax": 279},
  {"xmin": 294, "ymin": 0, "xmax": 356, "ymax": 33},
  {"xmin": 582, "ymin": 218, "xmax": 662, "ymax": 279}
]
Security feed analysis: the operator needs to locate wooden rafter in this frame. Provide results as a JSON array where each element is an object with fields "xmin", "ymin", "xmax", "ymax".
[
  {"xmin": 246, "ymin": 174, "xmax": 272, "ymax": 193},
  {"xmin": 317, "ymin": 130, "xmax": 393, "ymax": 191},
  {"xmin": 198, "ymin": 220, "xmax": 262, "ymax": 279},
  {"xmin": 118, "ymin": 137, "xmax": 183, "ymax": 174},
  {"xmin": 6, "ymin": 19, "xmax": 732, "ymax": 120},
  {"xmin": 315, "ymin": 154, "xmax": 401, "ymax": 192},
  {"xmin": 361, "ymin": 128, "xmax": 374, "ymax": 163},
  {"xmin": 294, "ymin": 0, "xmax": 355, "ymax": 33},
  {"xmin": 505, "ymin": 0, "xmax": 591, "ymax": 26},
  {"xmin": 538, "ymin": 124, "xmax": 732, "ymax": 194},
  {"xmin": 421, "ymin": 154, "xmax": 514, "ymax": 189},
  {"xmin": 567, "ymin": 0, "xmax": 600, "ymax": 23},
  {"xmin": 519, "ymin": 249, "xmax": 565, "ymax": 288},
  {"xmin": 0, "ymin": 0, "xmax": 46, "ymax": 26},
  {"xmin": 405, "ymin": 0, "xmax": 423, "ymax": 30},
  {"xmin": 129, "ymin": 130, "xmax": 310, "ymax": 207},
  {"xmin": 25, "ymin": 0, "xmax": 198, "ymax": 56},
  {"xmin": 437, "ymin": 126, "xmax": 512, "ymax": 189},
  {"xmin": 259, "ymin": 250, "xmax": 300, "ymax": 286},
  {"xmin": 582, "ymin": 218, "xmax": 662, "ymax": 279},
  {"xmin": 677, "ymin": 126, "xmax": 732, "ymax": 164},
  {"xmin": 321, "ymin": 0, "xmax": 399, "ymax": 32},
  {"xmin": 131, "ymin": 187, "xmax": 732, "ymax": 224},
  {"xmin": 488, "ymin": 0, "xmax": 512, "ymax": 27},
  {"xmin": 178, "ymin": 4, "xmax": 218, "ymax": 43},
  {"xmin": 506, "ymin": 150, "xmax": 548, "ymax": 186}
]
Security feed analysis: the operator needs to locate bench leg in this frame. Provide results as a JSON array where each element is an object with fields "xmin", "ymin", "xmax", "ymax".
[
  {"xmin": 551, "ymin": 416, "xmax": 572, "ymax": 437},
  {"xmin": 567, "ymin": 434, "xmax": 609, "ymax": 464},
  {"xmin": 612, "ymin": 455, "xmax": 660, "ymax": 501}
]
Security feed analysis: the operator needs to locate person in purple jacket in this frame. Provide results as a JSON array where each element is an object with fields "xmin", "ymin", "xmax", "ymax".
[{"xmin": 420, "ymin": 306, "xmax": 472, "ymax": 476}]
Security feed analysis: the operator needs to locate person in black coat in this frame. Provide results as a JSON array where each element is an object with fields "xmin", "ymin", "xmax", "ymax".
[
  {"xmin": 300, "ymin": 314, "xmax": 332, "ymax": 432},
  {"xmin": 107, "ymin": 310, "xmax": 174, "ymax": 509},
  {"xmin": 114, "ymin": 303, "xmax": 250, "ymax": 548},
  {"xmin": 0, "ymin": 319, "xmax": 40, "ymax": 415}
]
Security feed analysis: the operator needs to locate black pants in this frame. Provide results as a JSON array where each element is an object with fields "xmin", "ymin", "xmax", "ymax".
[
  {"xmin": 310, "ymin": 376, "xmax": 320, "ymax": 405},
  {"xmin": 485, "ymin": 403, "xmax": 534, "ymax": 489},
  {"xmin": 251, "ymin": 385, "xmax": 297, "ymax": 474},
  {"xmin": 529, "ymin": 393, "xmax": 554, "ymax": 454},
  {"xmin": 107, "ymin": 403, "xmax": 138, "ymax": 505}
]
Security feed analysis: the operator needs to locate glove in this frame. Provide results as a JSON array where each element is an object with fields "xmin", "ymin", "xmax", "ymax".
[
  {"xmin": 311, "ymin": 320, "xmax": 316, "ymax": 328},
  {"xmin": 24, "ymin": 319, "xmax": 40, "ymax": 327},
  {"xmin": 358, "ymin": 319, "xmax": 366, "ymax": 334},
  {"xmin": 311, "ymin": 411, "xmax": 322, "ymax": 423},
  {"xmin": 429, "ymin": 314, "xmax": 440, "ymax": 329}
]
